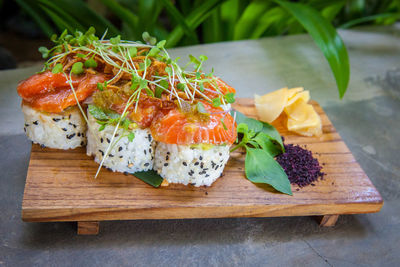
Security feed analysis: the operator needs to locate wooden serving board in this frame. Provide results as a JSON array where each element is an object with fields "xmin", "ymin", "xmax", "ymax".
[{"xmin": 22, "ymin": 98, "xmax": 383, "ymax": 234}]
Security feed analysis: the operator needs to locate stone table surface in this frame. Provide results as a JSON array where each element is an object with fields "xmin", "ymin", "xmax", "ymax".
[{"xmin": 1, "ymin": 25, "xmax": 399, "ymax": 266}]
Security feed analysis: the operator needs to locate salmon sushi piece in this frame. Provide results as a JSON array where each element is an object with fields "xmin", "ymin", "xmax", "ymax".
[
  {"xmin": 17, "ymin": 71, "xmax": 106, "ymax": 149},
  {"xmin": 151, "ymin": 101, "xmax": 236, "ymax": 186}
]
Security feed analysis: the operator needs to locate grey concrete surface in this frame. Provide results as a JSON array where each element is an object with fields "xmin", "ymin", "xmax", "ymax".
[{"xmin": 1, "ymin": 25, "xmax": 400, "ymax": 266}]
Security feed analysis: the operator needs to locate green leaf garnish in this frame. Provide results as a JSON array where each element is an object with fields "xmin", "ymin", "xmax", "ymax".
[
  {"xmin": 71, "ymin": 62, "xmax": 84, "ymax": 75},
  {"xmin": 110, "ymin": 35, "xmax": 121, "ymax": 45},
  {"xmin": 84, "ymin": 58, "xmax": 98, "ymax": 68},
  {"xmin": 245, "ymin": 148, "xmax": 292, "ymax": 195},
  {"xmin": 128, "ymin": 132, "xmax": 135, "ymax": 142},
  {"xmin": 128, "ymin": 47, "xmax": 137, "ymax": 58},
  {"xmin": 148, "ymin": 47, "xmax": 160, "ymax": 57},
  {"xmin": 224, "ymin": 92, "xmax": 236, "ymax": 104},
  {"xmin": 156, "ymin": 40, "xmax": 166, "ymax": 49},
  {"xmin": 88, "ymin": 104, "xmax": 109, "ymax": 120},
  {"xmin": 177, "ymin": 83, "xmax": 185, "ymax": 91},
  {"xmin": 132, "ymin": 170, "xmax": 163, "ymax": 187},
  {"xmin": 212, "ymin": 97, "xmax": 222, "ymax": 107},
  {"xmin": 231, "ymin": 110, "xmax": 289, "ymax": 195},
  {"xmin": 52, "ymin": 63, "xmax": 63, "ymax": 74},
  {"xmin": 142, "ymin": 32, "xmax": 157, "ymax": 45},
  {"xmin": 99, "ymin": 125, "xmax": 106, "ymax": 131},
  {"xmin": 38, "ymin": 46, "xmax": 49, "ymax": 59}
]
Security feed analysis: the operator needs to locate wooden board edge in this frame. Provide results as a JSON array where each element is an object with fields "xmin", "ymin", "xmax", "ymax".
[{"xmin": 22, "ymin": 202, "xmax": 383, "ymax": 222}]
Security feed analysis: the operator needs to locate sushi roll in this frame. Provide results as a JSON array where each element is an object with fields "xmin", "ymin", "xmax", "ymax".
[
  {"xmin": 86, "ymin": 110, "xmax": 155, "ymax": 174},
  {"xmin": 151, "ymin": 101, "xmax": 237, "ymax": 186},
  {"xmin": 17, "ymin": 69, "xmax": 106, "ymax": 149},
  {"xmin": 85, "ymin": 88, "xmax": 158, "ymax": 173},
  {"xmin": 22, "ymin": 104, "xmax": 86, "ymax": 149}
]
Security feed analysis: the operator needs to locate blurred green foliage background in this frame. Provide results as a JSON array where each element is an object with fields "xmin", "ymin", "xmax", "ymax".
[
  {"xmin": 14, "ymin": 0, "xmax": 400, "ymax": 47},
  {"xmin": 5, "ymin": 0, "xmax": 400, "ymax": 96}
]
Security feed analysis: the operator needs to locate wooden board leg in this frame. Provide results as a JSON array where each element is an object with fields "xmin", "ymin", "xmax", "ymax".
[
  {"xmin": 316, "ymin": 215, "xmax": 339, "ymax": 227},
  {"xmin": 77, "ymin": 221, "xmax": 99, "ymax": 235}
]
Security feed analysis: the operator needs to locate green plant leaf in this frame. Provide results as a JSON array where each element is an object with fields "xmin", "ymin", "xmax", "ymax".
[
  {"xmin": 234, "ymin": 0, "xmax": 271, "ymax": 40},
  {"xmin": 234, "ymin": 110, "xmax": 263, "ymax": 132},
  {"xmin": 245, "ymin": 148, "xmax": 292, "ymax": 195},
  {"xmin": 260, "ymin": 122, "xmax": 284, "ymax": 151},
  {"xmin": 339, "ymin": 13, "xmax": 400, "ymax": 29},
  {"xmin": 275, "ymin": 0, "xmax": 350, "ymax": 98},
  {"xmin": 133, "ymin": 170, "xmax": 164, "ymax": 187},
  {"xmin": 160, "ymin": 0, "xmax": 199, "ymax": 43},
  {"xmin": 99, "ymin": 0, "xmax": 139, "ymax": 38},
  {"xmin": 15, "ymin": 0, "xmax": 54, "ymax": 37},
  {"xmin": 253, "ymin": 132, "xmax": 282, "ymax": 157},
  {"xmin": 166, "ymin": 0, "xmax": 225, "ymax": 47},
  {"xmin": 38, "ymin": 0, "xmax": 86, "ymax": 32}
]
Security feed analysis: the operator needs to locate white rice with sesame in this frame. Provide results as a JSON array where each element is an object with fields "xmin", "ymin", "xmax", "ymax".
[
  {"xmin": 154, "ymin": 142, "xmax": 230, "ymax": 187},
  {"xmin": 86, "ymin": 112, "xmax": 155, "ymax": 173},
  {"xmin": 21, "ymin": 103, "xmax": 87, "ymax": 149}
]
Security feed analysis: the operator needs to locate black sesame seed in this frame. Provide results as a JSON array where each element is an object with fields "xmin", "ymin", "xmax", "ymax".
[
  {"xmin": 62, "ymin": 128, "xmax": 67, "ymax": 132},
  {"xmin": 52, "ymin": 118, "xmax": 61, "ymax": 122},
  {"xmin": 200, "ymin": 162, "xmax": 204, "ymax": 169},
  {"xmin": 205, "ymin": 191, "xmax": 208, "ymax": 195},
  {"xmin": 166, "ymin": 155, "xmax": 169, "ymax": 160},
  {"xmin": 106, "ymin": 138, "xmax": 110, "ymax": 143},
  {"xmin": 205, "ymin": 174, "xmax": 210, "ymax": 177},
  {"xmin": 183, "ymin": 162, "xmax": 187, "ymax": 166},
  {"xmin": 148, "ymin": 134, "xmax": 152, "ymax": 140},
  {"xmin": 99, "ymin": 150, "xmax": 104, "ymax": 156},
  {"xmin": 144, "ymin": 163, "xmax": 150, "ymax": 167},
  {"xmin": 73, "ymin": 124, "xmax": 77, "ymax": 128},
  {"xmin": 115, "ymin": 134, "xmax": 119, "ymax": 137},
  {"xmin": 215, "ymin": 165, "xmax": 219, "ymax": 170},
  {"xmin": 40, "ymin": 144, "xmax": 46, "ymax": 148},
  {"xmin": 219, "ymin": 153, "xmax": 222, "ymax": 156},
  {"xmin": 24, "ymin": 123, "xmax": 29, "ymax": 127},
  {"xmin": 100, "ymin": 138, "xmax": 104, "ymax": 143},
  {"xmin": 123, "ymin": 172, "xmax": 128, "ymax": 176},
  {"xmin": 62, "ymin": 116, "xmax": 65, "ymax": 120},
  {"xmin": 33, "ymin": 121, "xmax": 38, "ymax": 125},
  {"xmin": 203, "ymin": 168, "xmax": 208, "ymax": 171},
  {"xmin": 24, "ymin": 127, "xmax": 26, "ymax": 132},
  {"xmin": 144, "ymin": 149, "xmax": 147, "ymax": 155},
  {"xmin": 77, "ymin": 133, "xmax": 81, "ymax": 137},
  {"xmin": 164, "ymin": 163, "xmax": 168, "ymax": 167},
  {"xmin": 194, "ymin": 162, "xmax": 199, "ymax": 166},
  {"xmin": 66, "ymin": 133, "xmax": 75, "ymax": 139},
  {"xmin": 81, "ymin": 133, "xmax": 85, "ymax": 137},
  {"xmin": 69, "ymin": 114, "xmax": 71, "ymax": 119},
  {"xmin": 149, "ymin": 148, "xmax": 152, "ymax": 153},
  {"xmin": 188, "ymin": 172, "xmax": 193, "ymax": 176},
  {"xmin": 80, "ymin": 141, "xmax": 84, "ymax": 146},
  {"xmin": 118, "ymin": 147, "xmax": 123, "ymax": 152},
  {"xmin": 167, "ymin": 151, "xmax": 170, "ymax": 155},
  {"xmin": 119, "ymin": 156, "xmax": 123, "ymax": 158},
  {"xmin": 109, "ymin": 154, "xmax": 114, "ymax": 157},
  {"xmin": 199, "ymin": 156, "xmax": 203, "ymax": 160}
]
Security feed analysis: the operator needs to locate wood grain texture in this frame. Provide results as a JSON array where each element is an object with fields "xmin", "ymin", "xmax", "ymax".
[
  {"xmin": 77, "ymin": 221, "xmax": 99, "ymax": 235},
  {"xmin": 21, "ymin": 98, "xmax": 383, "ymax": 222}
]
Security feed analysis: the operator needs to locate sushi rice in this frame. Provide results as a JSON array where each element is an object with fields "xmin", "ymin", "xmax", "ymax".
[
  {"xmin": 86, "ymin": 112, "xmax": 155, "ymax": 173},
  {"xmin": 22, "ymin": 103, "xmax": 87, "ymax": 149},
  {"xmin": 154, "ymin": 142, "xmax": 230, "ymax": 186}
]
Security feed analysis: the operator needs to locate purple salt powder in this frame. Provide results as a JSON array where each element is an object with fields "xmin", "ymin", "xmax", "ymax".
[{"xmin": 276, "ymin": 144, "xmax": 324, "ymax": 187}]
